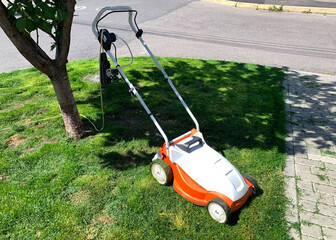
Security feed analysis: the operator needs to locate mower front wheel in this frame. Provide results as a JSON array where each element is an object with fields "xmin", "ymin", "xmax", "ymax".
[
  {"xmin": 150, "ymin": 159, "xmax": 173, "ymax": 186},
  {"xmin": 207, "ymin": 198, "xmax": 232, "ymax": 224},
  {"xmin": 243, "ymin": 175, "xmax": 258, "ymax": 197}
]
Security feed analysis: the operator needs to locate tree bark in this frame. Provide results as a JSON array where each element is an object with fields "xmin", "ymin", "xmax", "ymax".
[
  {"xmin": 50, "ymin": 66, "xmax": 84, "ymax": 140},
  {"xmin": 56, "ymin": 0, "xmax": 76, "ymax": 66}
]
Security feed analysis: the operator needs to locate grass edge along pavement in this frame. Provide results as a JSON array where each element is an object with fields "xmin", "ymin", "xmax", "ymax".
[
  {"xmin": 0, "ymin": 57, "xmax": 289, "ymax": 239},
  {"xmin": 203, "ymin": 0, "xmax": 336, "ymax": 14}
]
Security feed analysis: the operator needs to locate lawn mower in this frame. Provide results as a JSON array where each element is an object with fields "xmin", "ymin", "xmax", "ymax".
[{"xmin": 92, "ymin": 6, "xmax": 258, "ymax": 224}]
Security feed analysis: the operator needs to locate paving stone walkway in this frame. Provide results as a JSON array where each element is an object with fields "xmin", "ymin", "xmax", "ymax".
[{"xmin": 283, "ymin": 70, "xmax": 336, "ymax": 240}]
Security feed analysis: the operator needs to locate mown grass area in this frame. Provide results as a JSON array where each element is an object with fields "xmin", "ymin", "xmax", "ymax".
[{"xmin": 0, "ymin": 57, "xmax": 289, "ymax": 239}]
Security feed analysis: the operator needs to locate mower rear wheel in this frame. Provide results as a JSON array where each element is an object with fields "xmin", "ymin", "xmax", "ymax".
[
  {"xmin": 207, "ymin": 198, "xmax": 232, "ymax": 224},
  {"xmin": 150, "ymin": 159, "xmax": 173, "ymax": 186},
  {"xmin": 243, "ymin": 175, "xmax": 258, "ymax": 197}
]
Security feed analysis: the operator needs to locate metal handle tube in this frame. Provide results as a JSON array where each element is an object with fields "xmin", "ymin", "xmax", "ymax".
[
  {"xmin": 92, "ymin": 6, "xmax": 136, "ymax": 39},
  {"xmin": 105, "ymin": 50, "xmax": 170, "ymax": 156},
  {"xmin": 166, "ymin": 78, "xmax": 200, "ymax": 131},
  {"xmin": 138, "ymin": 37, "xmax": 200, "ymax": 131}
]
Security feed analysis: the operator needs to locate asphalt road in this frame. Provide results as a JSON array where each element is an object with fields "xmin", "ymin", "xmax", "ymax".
[{"xmin": 0, "ymin": 0, "xmax": 336, "ymax": 74}]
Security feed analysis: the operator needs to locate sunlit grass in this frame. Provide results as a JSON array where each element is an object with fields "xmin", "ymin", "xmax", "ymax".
[{"xmin": 0, "ymin": 57, "xmax": 289, "ymax": 239}]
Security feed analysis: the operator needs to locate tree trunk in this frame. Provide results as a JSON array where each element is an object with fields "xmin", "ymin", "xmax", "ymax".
[
  {"xmin": 0, "ymin": 1, "xmax": 85, "ymax": 140},
  {"xmin": 50, "ymin": 66, "xmax": 84, "ymax": 140}
]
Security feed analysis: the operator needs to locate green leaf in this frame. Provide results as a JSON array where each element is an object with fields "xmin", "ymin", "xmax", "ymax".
[
  {"xmin": 40, "ymin": 22, "xmax": 53, "ymax": 35},
  {"xmin": 25, "ymin": 20, "xmax": 36, "ymax": 33},
  {"xmin": 31, "ymin": 15, "xmax": 40, "ymax": 25},
  {"xmin": 45, "ymin": 7, "xmax": 56, "ymax": 20},
  {"xmin": 15, "ymin": 17, "xmax": 26, "ymax": 33},
  {"xmin": 7, "ymin": 7, "xmax": 16, "ymax": 17}
]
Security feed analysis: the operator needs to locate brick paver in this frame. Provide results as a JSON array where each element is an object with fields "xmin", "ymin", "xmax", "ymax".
[{"xmin": 283, "ymin": 70, "xmax": 336, "ymax": 240}]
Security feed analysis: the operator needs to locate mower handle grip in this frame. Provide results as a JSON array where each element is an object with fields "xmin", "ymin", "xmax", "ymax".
[
  {"xmin": 91, "ymin": 6, "xmax": 138, "ymax": 39},
  {"xmin": 177, "ymin": 136, "xmax": 203, "ymax": 153},
  {"xmin": 186, "ymin": 137, "xmax": 203, "ymax": 148}
]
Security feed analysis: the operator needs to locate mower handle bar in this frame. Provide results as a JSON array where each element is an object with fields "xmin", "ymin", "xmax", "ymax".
[
  {"xmin": 91, "ymin": 6, "xmax": 138, "ymax": 39},
  {"xmin": 92, "ymin": 6, "xmax": 200, "ymax": 157}
]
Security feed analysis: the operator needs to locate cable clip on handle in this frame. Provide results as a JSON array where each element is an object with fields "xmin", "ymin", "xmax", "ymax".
[{"xmin": 98, "ymin": 29, "xmax": 117, "ymax": 51}]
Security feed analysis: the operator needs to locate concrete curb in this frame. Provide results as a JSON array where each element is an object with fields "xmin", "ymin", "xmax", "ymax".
[{"xmin": 203, "ymin": 0, "xmax": 336, "ymax": 15}]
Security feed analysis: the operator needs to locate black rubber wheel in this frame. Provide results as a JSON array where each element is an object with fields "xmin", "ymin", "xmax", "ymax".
[
  {"xmin": 243, "ymin": 175, "xmax": 258, "ymax": 197},
  {"xmin": 207, "ymin": 198, "xmax": 232, "ymax": 224},
  {"xmin": 150, "ymin": 159, "xmax": 173, "ymax": 186}
]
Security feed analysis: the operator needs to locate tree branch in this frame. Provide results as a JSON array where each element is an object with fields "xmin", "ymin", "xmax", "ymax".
[
  {"xmin": 56, "ymin": 0, "xmax": 76, "ymax": 67},
  {"xmin": 0, "ymin": 2, "xmax": 55, "ymax": 75}
]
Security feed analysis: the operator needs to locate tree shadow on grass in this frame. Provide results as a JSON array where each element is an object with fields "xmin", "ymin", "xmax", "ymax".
[
  {"xmin": 79, "ymin": 57, "xmax": 286, "ymax": 154},
  {"xmin": 76, "ymin": 57, "xmax": 286, "ymax": 174}
]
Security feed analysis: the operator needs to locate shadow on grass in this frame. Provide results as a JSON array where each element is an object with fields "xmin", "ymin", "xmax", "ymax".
[
  {"xmin": 79, "ymin": 57, "xmax": 286, "ymax": 154},
  {"xmin": 99, "ymin": 150, "xmax": 152, "ymax": 171},
  {"xmin": 229, "ymin": 187, "xmax": 264, "ymax": 226}
]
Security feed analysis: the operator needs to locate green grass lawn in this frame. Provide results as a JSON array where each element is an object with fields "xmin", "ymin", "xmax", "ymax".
[{"xmin": 0, "ymin": 57, "xmax": 289, "ymax": 239}]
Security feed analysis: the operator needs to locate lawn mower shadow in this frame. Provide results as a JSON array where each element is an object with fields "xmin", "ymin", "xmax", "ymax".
[
  {"xmin": 99, "ymin": 150, "xmax": 152, "ymax": 171},
  {"xmin": 229, "ymin": 187, "xmax": 264, "ymax": 226}
]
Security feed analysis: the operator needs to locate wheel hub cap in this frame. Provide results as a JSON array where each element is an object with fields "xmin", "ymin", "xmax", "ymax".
[{"xmin": 208, "ymin": 202, "xmax": 227, "ymax": 223}]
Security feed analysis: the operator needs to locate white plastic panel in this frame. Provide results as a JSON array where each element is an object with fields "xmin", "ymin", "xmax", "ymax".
[{"xmin": 171, "ymin": 132, "xmax": 249, "ymax": 201}]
